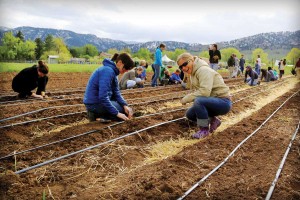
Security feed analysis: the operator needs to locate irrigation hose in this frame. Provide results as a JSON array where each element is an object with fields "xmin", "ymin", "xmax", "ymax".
[
  {"xmin": 0, "ymin": 111, "xmax": 86, "ymax": 129},
  {"xmin": 265, "ymin": 119, "xmax": 300, "ymax": 200},
  {"xmin": 15, "ymin": 117, "xmax": 185, "ymax": 174},
  {"xmin": 177, "ymin": 90, "xmax": 299, "ymax": 200},
  {"xmin": 0, "ymin": 80, "xmax": 288, "ymax": 157},
  {"xmin": 0, "ymin": 108, "xmax": 187, "ymax": 160},
  {"xmin": 0, "ymin": 78, "xmax": 284, "ymax": 127},
  {"xmin": 0, "ymin": 77, "xmax": 288, "ymax": 122}
]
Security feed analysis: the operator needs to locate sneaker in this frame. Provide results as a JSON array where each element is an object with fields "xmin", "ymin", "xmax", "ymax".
[
  {"xmin": 192, "ymin": 127, "xmax": 210, "ymax": 139},
  {"xmin": 209, "ymin": 117, "xmax": 221, "ymax": 133}
]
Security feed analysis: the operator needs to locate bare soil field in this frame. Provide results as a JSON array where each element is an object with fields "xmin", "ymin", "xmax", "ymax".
[{"xmin": 0, "ymin": 72, "xmax": 299, "ymax": 200}]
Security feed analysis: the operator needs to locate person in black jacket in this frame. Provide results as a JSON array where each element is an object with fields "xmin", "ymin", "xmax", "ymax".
[
  {"xmin": 209, "ymin": 44, "xmax": 221, "ymax": 71},
  {"xmin": 227, "ymin": 54, "xmax": 235, "ymax": 78},
  {"xmin": 12, "ymin": 60, "xmax": 49, "ymax": 99},
  {"xmin": 244, "ymin": 65, "xmax": 258, "ymax": 86}
]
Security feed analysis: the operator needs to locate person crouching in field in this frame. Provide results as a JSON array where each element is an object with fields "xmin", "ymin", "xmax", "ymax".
[
  {"xmin": 12, "ymin": 60, "xmax": 49, "ymax": 99},
  {"xmin": 119, "ymin": 66, "xmax": 144, "ymax": 89},
  {"xmin": 83, "ymin": 53, "xmax": 134, "ymax": 122},
  {"xmin": 244, "ymin": 66, "xmax": 258, "ymax": 86},
  {"xmin": 169, "ymin": 69, "xmax": 183, "ymax": 84},
  {"xmin": 177, "ymin": 53, "xmax": 232, "ymax": 139}
]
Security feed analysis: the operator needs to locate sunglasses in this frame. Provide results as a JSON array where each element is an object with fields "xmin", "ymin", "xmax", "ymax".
[{"xmin": 178, "ymin": 60, "xmax": 191, "ymax": 70}]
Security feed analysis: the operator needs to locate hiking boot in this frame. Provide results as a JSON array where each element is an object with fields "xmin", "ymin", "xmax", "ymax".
[
  {"xmin": 209, "ymin": 117, "xmax": 221, "ymax": 133},
  {"xmin": 87, "ymin": 111, "xmax": 97, "ymax": 122},
  {"xmin": 192, "ymin": 127, "xmax": 210, "ymax": 139}
]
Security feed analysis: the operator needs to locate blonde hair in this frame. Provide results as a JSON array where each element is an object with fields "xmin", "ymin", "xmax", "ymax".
[
  {"xmin": 139, "ymin": 60, "xmax": 146, "ymax": 66},
  {"xmin": 176, "ymin": 53, "xmax": 194, "ymax": 64}
]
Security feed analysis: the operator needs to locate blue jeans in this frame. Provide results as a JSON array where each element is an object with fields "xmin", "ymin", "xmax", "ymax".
[
  {"xmin": 85, "ymin": 101, "xmax": 124, "ymax": 121},
  {"xmin": 255, "ymin": 66, "xmax": 261, "ymax": 75},
  {"xmin": 246, "ymin": 78, "xmax": 258, "ymax": 86},
  {"xmin": 151, "ymin": 64, "xmax": 160, "ymax": 87},
  {"xmin": 209, "ymin": 63, "xmax": 219, "ymax": 71},
  {"xmin": 186, "ymin": 97, "xmax": 232, "ymax": 127},
  {"xmin": 240, "ymin": 66, "xmax": 244, "ymax": 74}
]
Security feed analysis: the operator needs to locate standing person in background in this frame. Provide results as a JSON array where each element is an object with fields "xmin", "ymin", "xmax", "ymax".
[
  {"xmin": 233, "ymin": 54, "xmax": 240, "ymax": 77},
  {"xmin": 83, "ymin": 53, "xmax": 134, "ymax": 122},
  {"xmin": 177, "ymin": 52, "xmax": 231, "ymax": 139},
  {"xmin": 12, "ymin": 60, "xmax": 49, "ymax": 99},
  {"xmin": 278, "ymin": 59, "xmax": 282, "ymax": 71},
  {"xmin": 227, "ymin": 54, "xmax": 235, "ymax": 78},
  {"xmin": 257, "ymin": 54, "xmax": 261, "ymax": 69},
  {"xmin": 151, "ymin": 43, "xmax": 166, "ymax": 87},
  {"xmin": 254, "ymin": 59, "xmax": 261, "ymax": 75},
  {"xmin": 239, "ymin": 54, "xmax": 245, "ymax": 74},
  {"xmin": 208, "ymin": 44, "xmax": 221, "ymax": 71},
  {"xmin": 295, "ymin": 58, "xmax": 300, "ymax": 80},
  {"xmin": 279, "ymin": 58, "xmax": 286, "ymax": 79}
]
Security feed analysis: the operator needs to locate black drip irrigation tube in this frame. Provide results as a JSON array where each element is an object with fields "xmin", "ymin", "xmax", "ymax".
[
  {"xmin": 0, "ymin": 94, "xmax": 83, "ymax": 105},
  {"xmin": 0, "ymin": 79, "xmax": 286, "ymax": 128},
  {"xmin": 15, "ymin": 117, "xmax": 185, "ymax": 174},
  {"xmin": 0, "ymin": 104, "xmax": 83, "ymax": 123},
  {"xmin": 0, "ymin": 111, "xmax": 86, "ymax": 129},
  {"xmin": 0, "ymin": 96, "xmax": 83, "ymax": 107},
  {"xmin": 0, "ymin": 108, "xmax": 187, "ymax": 160},
  {"xmin": 265, "ymin": 119, "xmax": 300, "ymax": 200},
  {"xmin": 0, "ymin": 91, "xmax": 187, "ymax": 124},
  {"xmin": 177, "ymin": 90, "xmax": 299, "ymax": 200},
  {"xmin": 3, "ymin": 79, "xmax": 294, "ymax": 173}
]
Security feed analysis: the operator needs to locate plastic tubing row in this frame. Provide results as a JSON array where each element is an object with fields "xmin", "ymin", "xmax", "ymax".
[
  {"xmin": 0, "ymin": 111, "xmax": 85, "ymax": 129},
  {"xmin": 265, "ymin": 119, "xmax": 300, "ymax": 200},
  {"xmin": 15, "ymin": 117, "xmax": 185, "ymax": 174},
  {"xmin": 177, "ymin": 90, "xmax": 299, "ymax": 200},
  {"xmin": 0, "ymin": 107, "xmax": 187, "ymax": 160}
]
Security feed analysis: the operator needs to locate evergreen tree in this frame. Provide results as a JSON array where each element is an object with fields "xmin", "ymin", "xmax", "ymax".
[
  {"xmin": 44, "ymin": 34, "xmax": 55, "ymax": 51},
  {"xmin": 15, "ymin": 30, "xmax": 25, "ymax": 42},
  {"xmin": 34, "ymin": 38, "xmax": 44, "ymax": 60}
]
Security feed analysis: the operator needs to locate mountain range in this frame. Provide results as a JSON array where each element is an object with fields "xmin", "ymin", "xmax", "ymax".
[{"xmin": 0, "ymin": 26, "xmax": 299, "ymax": 52}]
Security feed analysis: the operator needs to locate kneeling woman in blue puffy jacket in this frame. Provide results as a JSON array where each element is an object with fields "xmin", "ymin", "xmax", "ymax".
[{"xmin": 84, "ymin": 53, "xmax": 134, "ymax": 122}]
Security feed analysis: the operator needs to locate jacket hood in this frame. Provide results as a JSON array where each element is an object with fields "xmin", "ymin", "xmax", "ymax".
[
  {"xmin": 103, "ymin": 58, "xmax": 119, "ymax": 75},
  {"xmin": 192, "ymin": 57, "xmax": 209, "ymax": 76}
]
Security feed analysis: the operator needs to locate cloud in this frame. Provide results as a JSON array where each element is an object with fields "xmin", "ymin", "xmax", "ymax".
[{"xmin": 0, "ymin": 0, "xmax": 299, "ymax": 44}]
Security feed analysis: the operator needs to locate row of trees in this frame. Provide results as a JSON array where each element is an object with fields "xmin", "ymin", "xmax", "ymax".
[
  {"xmin": 0, "ymin": 30, "xmax": 299, "ymax": 66},
  {"xmin": 0, "ymin": 31, "xmax": 101, "ymax": 62}
]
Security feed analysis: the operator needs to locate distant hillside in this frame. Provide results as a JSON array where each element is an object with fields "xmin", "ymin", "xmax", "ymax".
[
  {"xmin": 0, "ymin": 26, "xmax": 127, "ymax": 51},
  {"xmin": 0, "ymin": 26, "xmax": 299, "ymax": 52}
]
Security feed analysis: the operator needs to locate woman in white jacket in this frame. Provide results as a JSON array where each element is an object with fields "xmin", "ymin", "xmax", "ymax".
[{"xmin": 177, "ymin": 53, "xmax": 232, "ymax": 139}]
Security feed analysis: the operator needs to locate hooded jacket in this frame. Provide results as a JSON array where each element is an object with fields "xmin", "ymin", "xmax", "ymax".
[
  {"xmin": 83, "ymin": 59, "xmax": 127, "ymax": 116},
  {"xmin": 154, "ymin": 48, "xmax": 162, "ymax": 66},
  {"xmin": 181, "ymin": 57, "xmax": 230, "ymax": 104}
]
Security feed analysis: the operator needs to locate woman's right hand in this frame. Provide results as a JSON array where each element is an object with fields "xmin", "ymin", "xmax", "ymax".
[{"xmin": 117, "ymin": 113, "xmax": 129, "ymax": 121}]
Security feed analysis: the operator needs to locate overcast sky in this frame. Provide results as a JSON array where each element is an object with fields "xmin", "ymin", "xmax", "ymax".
[{"xmin": 0, "ymin": 0, "xmax": 299, "ymax": 44}]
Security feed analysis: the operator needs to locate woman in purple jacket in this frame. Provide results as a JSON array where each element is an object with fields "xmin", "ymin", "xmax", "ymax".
[{"xmin": 84, "ymin": 53, "xmax": 134, "ymax": 122}]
